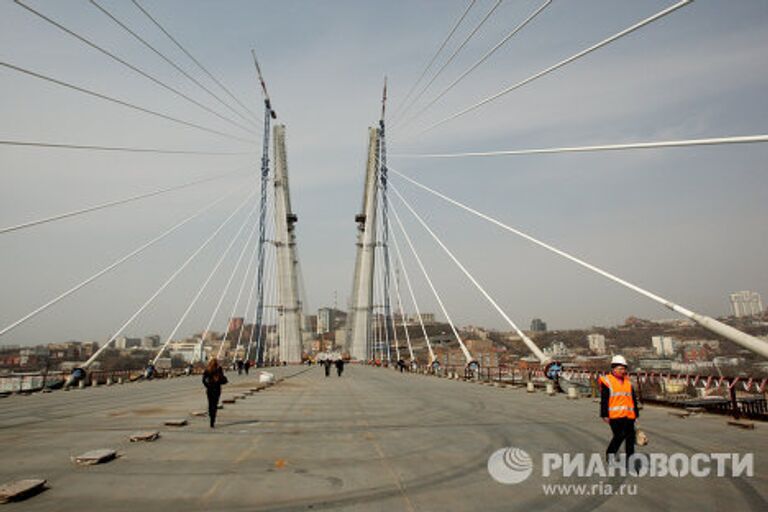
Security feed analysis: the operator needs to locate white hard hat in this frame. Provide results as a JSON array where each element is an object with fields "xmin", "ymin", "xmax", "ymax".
[{"xmin": 611, "ymin": 355, "xmax": 628, "ymax": 367}]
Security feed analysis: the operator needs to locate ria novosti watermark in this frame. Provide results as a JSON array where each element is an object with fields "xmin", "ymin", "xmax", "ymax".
[{"xmin": 488, "ymin": 447, "xmax": 754, "ymax": 495}]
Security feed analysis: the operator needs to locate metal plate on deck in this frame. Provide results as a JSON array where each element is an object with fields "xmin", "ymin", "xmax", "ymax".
[
  {"xmin": 163, "ymin": 419, "xmax": 188, "ymax": 427},
  {"xmin": 191, "ymin": 411, "xmax": 207, "ymax": 417},
  {"xmin": 222, "ymin": 398, "xmax": 236, "ymax": 404},
  {"xmin": 0, "ymin": 479, "xmax": 46, "ymax": 503},
  {"xmin": 727, "ymin": 420, "xmax": 755, "ymax": 430},
  {"xmin": 129, "ymin": 431, "xmax": 160, "ymax": 442},
  {"xmin": 72, "ymin": 449, "xmax": 117, "ymax": 465}
]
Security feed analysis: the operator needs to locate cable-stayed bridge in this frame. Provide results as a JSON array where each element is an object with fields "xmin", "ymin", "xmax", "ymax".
[{"xmin": 1, "ymin": 1, "xmax": 767, "ymax": 510}]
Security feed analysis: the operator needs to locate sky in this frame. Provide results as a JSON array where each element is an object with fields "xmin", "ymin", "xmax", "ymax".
[{"xmin": 1, "ymin": 0, "xmax": 766, "ymax": 347}]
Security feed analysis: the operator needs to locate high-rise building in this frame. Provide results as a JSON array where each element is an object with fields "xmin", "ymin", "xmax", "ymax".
[
  {"xmin": 587, "ymin": 334, "xmax": 606, "ymax": 354},
  {"xmin": 228, "ymin": 317, "xmax": 244, "ymax": 333},
  {"xmin": 81, "ymin": 341, "xmax": 99, "ymax": 358},
  {"xmin": 307, "ymin": 315, "xmax": 318, "ymax": 334},
  {"xmin": 651, "ymin": 335, "xmax": 679, "ymax": 357},
  {"xmin": 729, "ymin": 291, "xmax": 763, "ymax": 318},
  {"xmin": 167, "ymin": 341, "xmax": 202, "ymax": 363},
  {"xmin": 201, "ymin": 330, "xmax": 219, "ymax": 342},
  {"xmin": 530, "ymin": 318, "xmax": 547, "ymax": 332},
  {"xmin": 317, "ymin": 308, "xmax": 331, "ymax": 334},
  {"xmin": 114, "ymin": 336, "xmax": 141, "ymax": 350},
  {"xmin": 408, "ymin": 313, "xmax": 435, "ymax": 325},
  {"xmin": 334, "ymin": 329, "xmax": 347, "ymax": 350},
  {"xmin": 544, "ymin": 341, "xmax": 568, "ymax": 357},
  {"xmin": 317, "ymin": 308, "xmax": 347, "ymax": 334},
  {"xmin": 141, "ymin": 335, "xmax": 161, "ymax": 349}
]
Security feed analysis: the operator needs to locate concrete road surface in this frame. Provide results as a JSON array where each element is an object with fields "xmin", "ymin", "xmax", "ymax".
[{"xmin": 0, "ymin": 365, "xmax": 765, "ymax": 511}]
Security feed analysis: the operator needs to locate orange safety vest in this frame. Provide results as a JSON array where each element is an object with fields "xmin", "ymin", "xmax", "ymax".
[{"xmin": 600, "ymin": 373, "xmax": 636, "ymax": 420}]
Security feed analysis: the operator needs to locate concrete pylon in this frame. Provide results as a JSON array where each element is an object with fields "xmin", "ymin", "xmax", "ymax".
[
  {"xmin": 347, "ymin": 127, "xmax": 380, "ymax": 361},
  {"xmin": 272, "ymin": 124, "xmax": 303, "ymax": 363}
]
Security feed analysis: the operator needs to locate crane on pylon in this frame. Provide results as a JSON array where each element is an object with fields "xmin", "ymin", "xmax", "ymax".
[
  {"xmin": 378, "ymin": 77, "xmax": 395, "ymax": 364},
  {"xmin": 251, "ymin": 50, "xmax": 275, "ymax": 367}
]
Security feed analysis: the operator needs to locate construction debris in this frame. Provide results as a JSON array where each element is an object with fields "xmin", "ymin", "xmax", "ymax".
[
  {"xmin": 72, "ymin": 449, "xmax": 117, "ymax": 465},
  {"xmin": 129, "ymin": 431, "xmax": 160, "ymax": 442},
  {"xmin": 727, "ymin": 419, "xmax": 755, "ymax": 430},
  {"xmin": 0, "ymin": 479, "xmax": 46, "ymax": 503}
]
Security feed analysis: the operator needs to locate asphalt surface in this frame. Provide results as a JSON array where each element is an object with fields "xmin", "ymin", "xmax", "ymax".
[{"xmin": 0, "ymin": 365, "xmax": 765, "ymax": 511}]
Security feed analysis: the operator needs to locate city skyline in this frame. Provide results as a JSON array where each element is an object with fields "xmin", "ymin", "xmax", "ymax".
[
  {"xmin": 4, "ymin": 298, "xmax": 765, "ymax": 350},
  {"xmin": 1, "ymin": 1, "xmax": 767, "ymax": 346}
]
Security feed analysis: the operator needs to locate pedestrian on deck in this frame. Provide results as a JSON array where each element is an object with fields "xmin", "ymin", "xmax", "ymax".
[
  {"xmin": 323, "ymin": 359, "xmax": 331, "ymax": 377},
  {"xmin": 203, "ymin": 358, "xmax": 228, "ymax": 428},
  {"xmin": 335, "ymin": 358, "xmax": 345, "ymax": 377},
  {"xmin": 600, "ymin": 355, "xmax": 639, "ymax": 465},
  {"xmin": 243, "ymin": 360, "xmax": 250, "ymax": 375},
  {"xmin": 144, "ymin": 361, "xmax": 156, "ymax": 380}
]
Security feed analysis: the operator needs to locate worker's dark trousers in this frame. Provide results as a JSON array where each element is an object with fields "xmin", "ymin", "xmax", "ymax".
[
  {"xmin": 606, "ymin": 418, "xmax": 635, "ymax": 462},
  {"xmin": 207, "ymin": 389, "xmax": 221, "ymax": 427},
  {"xmin": 324, "ymin": 365, "xmax": 330, "ymax": 377}
]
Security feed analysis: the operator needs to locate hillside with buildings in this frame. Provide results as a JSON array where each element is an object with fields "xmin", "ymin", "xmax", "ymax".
[{"xmin": 2, "ymin": 290, "xmax": 766, "ymax": 377}]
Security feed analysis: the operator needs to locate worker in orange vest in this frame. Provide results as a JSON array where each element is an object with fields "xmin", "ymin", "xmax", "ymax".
[{"xmin": 599, "ymin": 355, "xmax": 639, "ymax": 464}]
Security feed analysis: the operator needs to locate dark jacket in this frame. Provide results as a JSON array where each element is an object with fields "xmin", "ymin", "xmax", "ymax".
[
  {"xmin": 202, "ymin": 367, "xmax": 228, "ymax": 393},
  {"xmin": 599, "ymin": 376, "xmax": 639, "ymax": 419}
]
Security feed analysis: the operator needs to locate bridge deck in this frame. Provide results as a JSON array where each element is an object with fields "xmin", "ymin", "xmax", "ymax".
[{"xmin": 0, "ymin": 366, "xmax": 765, "ymax": 511}]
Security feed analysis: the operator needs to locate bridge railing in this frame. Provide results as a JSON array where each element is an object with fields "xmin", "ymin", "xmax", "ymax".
[
  {"xmin": 0, "ymin": 371, "xmax": 66, "ymax": 393},
  {"xmin": 420, "ymin": 364, "xmax": 767, "ymax": 421},
  {"xmin": 0, "ymin": 362, "xmax": 285, "ymax": 394},
  {"xmin": 0, "ymin": 367, "xmax": 199, "ymax": 394}
]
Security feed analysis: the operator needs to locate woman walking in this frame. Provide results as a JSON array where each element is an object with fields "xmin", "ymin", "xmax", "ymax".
[{"xmin": 202, "ymin": 358, "xmax": 228, "ymax": 428}]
